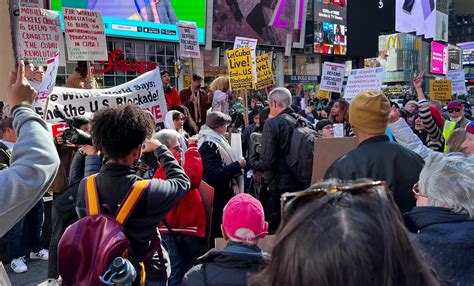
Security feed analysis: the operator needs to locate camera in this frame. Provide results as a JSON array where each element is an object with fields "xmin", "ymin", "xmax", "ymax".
[{"xmin": 54, "ymin": 110, "xmax": 93, "ymax": 146}]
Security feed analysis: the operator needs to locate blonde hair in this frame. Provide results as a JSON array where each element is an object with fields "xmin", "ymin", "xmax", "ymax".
[
  {"xmin": 447, "ymin": 129, "xmax": 467, "ymax": 153},
  {"xmin": 210, "ymin": 76, "xmax": 230, "ymax": 92}
]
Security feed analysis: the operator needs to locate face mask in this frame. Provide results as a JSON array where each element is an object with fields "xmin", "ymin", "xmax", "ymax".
[{"xmin": 449, "ymin": 116, "xmax": 462, "ymax": 122}]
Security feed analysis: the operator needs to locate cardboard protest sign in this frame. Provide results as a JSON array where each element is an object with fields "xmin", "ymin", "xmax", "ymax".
[
  {"xmin": 234, "ymin": 37, "xmax": 258, "ymax": 83},
  {"xmin": 19, "ymin": 7, "xmax": 61, "ymax": 65},
  {"xmin": 227, "ymin": 47, "xmax": 253, "ymax": 91},
  {"xmin": 35, "ymin": 53, "xmax": 59, "ymax": 102},
  {"xmin": 446, "ymin": 70, "xmax": 466, "ymax": 95},
  {"xmin": 311, "ymin": 137, "xmax": 358, "ymax": 183},
  {"xmin": 179, "ymin": 22, "xmax": 200, "ymax": 59},
  {"xmin": 317, "ymin": 87, "xmax": 331, "ymax": 99},
  {"xmin": 0, "ymin": 0, "xmax": 18, "ymax": 102},
  {"xmin": 344, "ymin": 68, "xmax": 384, "ymax": 102},
  {"xmin": 198, "ymin": 181, "xmax": 214, "ymax": 248},
  {"xmin": 429, "ymin": 80, "xmax": 452, "ymax": 101},
  {"xmin": 0, "ymin": 261, "xmax": 12, "ymax": 286},
  {"xmin": 63, "ymin": 7, "xmax": 107, "ymax": 61},
  {"xmin": 255, "ymin": 53, "xmax": 274, "ymax": 90},
  {"xmin": 39, "ymin": 68, "xmax": 167, "ymax": 124},
  {"xmin": 320, "ymin": 62, "xmax": 345, "ymax": 93}
]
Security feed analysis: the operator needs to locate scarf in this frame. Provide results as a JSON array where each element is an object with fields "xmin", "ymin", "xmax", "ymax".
[{"xmin": 198, "ymin": 125, "xmax": 244, "ymax": 194}]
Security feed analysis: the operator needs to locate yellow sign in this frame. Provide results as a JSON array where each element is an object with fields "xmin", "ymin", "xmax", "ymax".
[
  {"xmin": 226, "ymin": 47, "xmax": 253, "ymax": 91},
  {"xmin": 429, "ymin": 80, "xmax": 452, "ymax": 101},
  {"xmin": 318, "ymin": 87, "xmax": 331, "ymax": 99},
  {"xmin": 255, "ymin": 53, "xmax": 274, "ymax": 90}
]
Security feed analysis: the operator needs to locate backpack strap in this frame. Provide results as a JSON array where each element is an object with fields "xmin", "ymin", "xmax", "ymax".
[
  {"xmin": 282, "ymin": 113, "xmax": 298, "ymax": 128},
  {"xmin": 85, "ymin": 174, "xmax": 101, "ymax": 216},
  {"xmin": 115, "ymin": 180, "xmax": 151, "ymax": 225}
]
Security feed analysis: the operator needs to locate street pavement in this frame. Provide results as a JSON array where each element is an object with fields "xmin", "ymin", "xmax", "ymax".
[{"xmin": 4, "ymin": 257, "xmax": 48, "ymax": 285}]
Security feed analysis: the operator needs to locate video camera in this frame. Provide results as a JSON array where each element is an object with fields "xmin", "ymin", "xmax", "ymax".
[{"xmin": 54, "ymin": 110, "xmax": 93, "ymax": 146}]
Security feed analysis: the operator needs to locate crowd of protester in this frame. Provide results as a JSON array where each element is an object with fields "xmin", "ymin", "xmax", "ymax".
[{"xmin": 0, "ymin": 63, "xmax": 473, "ymax": 286}]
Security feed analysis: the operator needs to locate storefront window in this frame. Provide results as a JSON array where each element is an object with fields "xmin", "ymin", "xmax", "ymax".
[{"xmin": 56, "ymin": 39, "xmax": 177, "ymax": 88}]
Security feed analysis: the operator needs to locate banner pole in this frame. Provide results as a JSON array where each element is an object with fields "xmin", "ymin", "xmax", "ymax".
[{"xmin": 243, "ymin": 89, "xmax": 249, "ymax": 127}]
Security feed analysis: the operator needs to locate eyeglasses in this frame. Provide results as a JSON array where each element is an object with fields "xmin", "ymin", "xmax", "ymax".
[
  {"xmin": 412, "ymin": 182, "xmax": 426, "ymax": 199},
  {"xmin": 448, "ymin": 108, "xmax": 461, "ymax": 113},
  {"xmin": 280, "ymin": 181, "xmax": 389, "ymax": 222}
]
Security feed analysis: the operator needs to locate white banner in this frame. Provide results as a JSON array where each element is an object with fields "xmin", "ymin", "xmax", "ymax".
[
  {"xmin": 234, "ymin": 37, "xmax": 258, "ymax": 83},
  {"xmin": 320, "ymin": 62, "xmax": 345, "ymax": 93},
  {"xmin": 179, "ymin": 22, "xmax": 200, "ymax": 59},
  {"xmin": 19, "ymin": 7, "xmax": 62, "ymax": 65},
  {"xmin": 63, "ymin": 7, "xmax": 107, "ymax": 61},
  {"xmin": 446, "ymin": 69, "xmax": 466, "ymax": 95},
  {"xmin": 344, "ymin": 68, "xmax": 385, "ymax": 102},
  {"xmin": 36, "ymin": 68, "xmax": 168, "ymax": 124}
]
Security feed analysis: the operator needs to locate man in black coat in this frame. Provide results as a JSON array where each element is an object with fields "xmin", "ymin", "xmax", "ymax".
[
  {"xmin": 261, "ymin": 87, "xmax": 303, "ymax": 232},
  {"xmin": 325, "ymin": 91, "xmax": 424, "ymax": 214}
]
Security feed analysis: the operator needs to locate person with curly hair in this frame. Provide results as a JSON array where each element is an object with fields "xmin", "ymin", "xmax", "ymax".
[{"xmin": 75, "ymin": 104, "xmax": 190, "ymax": 284}]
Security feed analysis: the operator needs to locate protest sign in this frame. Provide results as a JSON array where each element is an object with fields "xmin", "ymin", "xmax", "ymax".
[
  {"xmin": 311, "ymin": 137, "xmax": 358, "ymax": 183},
  {"xmin": 38, "ymin": 68, "xmax": 167, "ymax": 124},
  {"xmin": 317, "ymin": 87, "xmax": 331, "ymax": 99},
  {"xmin": 255, "ymin": 53, "xmax": 274, "ymax": 90},
  {"xmin": 20, "ymin": 0, "xmax": 43, "ymax": 8},
  {"xmin": 234, "ymin": 37, "xmax": 258, "ymax": 83},
  {"xmin": 18, "ymin": 7, "xmax": 61, "ymax": 66},
  {"xmin": 446, "ymin": 70, "xmax": 466, "ymax": 95},
  {"xmin": 179, "ymin": 22, "xmax": 200, "ymax": 59},
  {"xmin": 429, "ymin": 80, "xmax": 452, "ymax": 101},
  {"xmin": 35, "ymin": 53, "xmax": 59, "ymax": 102},
  {"xmin": 63, "ymin": 7, "xmax": 107, "ymax": 61},
  {"xmin": 344, "ymin": 68, "xmax": 384, "ymax": 102},
  {"xmin": 227, "ymin": 47, "xmax": 253, "ymax": 91},
  {"xmin": 0, "ymin": 0, "xmax": 17, "ymax": 102},
  {"xmin": 320, "ymin": 62, "xmax": 345, "ymax": 93}
]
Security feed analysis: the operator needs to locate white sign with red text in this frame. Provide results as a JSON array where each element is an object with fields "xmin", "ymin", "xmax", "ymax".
[
  {"xmin": 62, "ymin": 7, "xmax": 107, "ymax": 61},
  {"xmin": 37, "ymin": 68, "xmax": 167, "ymax": 124},
  {"xmin": 19, "ymin": 7, "xmax": 62, "ymax": 65}
]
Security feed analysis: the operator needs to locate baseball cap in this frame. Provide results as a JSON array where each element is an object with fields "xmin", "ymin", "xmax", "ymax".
[
  {"xmin": 222, "ymin": 194, "xmax": 266, "ymax": 242},
  {"xmin": 447, "ymin": 100, "xmax": 462, "ymax": 109}
]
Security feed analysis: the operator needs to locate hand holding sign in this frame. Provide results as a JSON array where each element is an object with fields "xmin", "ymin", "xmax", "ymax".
[{"xmin": 7, "ymin": 61, "xmax": 37, "ymax": 107}]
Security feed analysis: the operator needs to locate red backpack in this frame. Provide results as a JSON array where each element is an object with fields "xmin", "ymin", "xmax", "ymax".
[{"xmin": 58, "ymin": 175, "xmax": 160, "ymax": 285}]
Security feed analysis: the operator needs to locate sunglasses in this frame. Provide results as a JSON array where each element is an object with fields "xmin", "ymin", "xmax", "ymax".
[
  {"xmin": 280, "ymin": 181, "xmax": 389, "ymax": 222},
  {"xmin": 412, "ymin": 182, "xmax": 426, "ymax": 199},
  {"xmin": 448, "ymin": 108, "xmax": 461, "ymax": 113}
]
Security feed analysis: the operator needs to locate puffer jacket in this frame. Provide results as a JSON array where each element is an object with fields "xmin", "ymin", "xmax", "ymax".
[
  {"xmin": 261, "ymin": 108, "xmax": 301, "ymax": 191},
  {"xmin": 182, "ymin": 242, "xmax": 269, "ymax": 286},
  {"xmin": 405, "ymin": 207, "xmax": 474, "ymax": 286}
]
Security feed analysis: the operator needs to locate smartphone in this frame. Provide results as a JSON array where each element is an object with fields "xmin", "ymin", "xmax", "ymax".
[{"xmin": 402, "ymin": 0, "xmax": 415, "ymax": 14}]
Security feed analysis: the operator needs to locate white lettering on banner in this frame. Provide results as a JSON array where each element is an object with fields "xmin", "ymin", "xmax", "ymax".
[
  {"xmin": 62, "ymin": 8, "xmax": 107, "ymax": 61},
  {"xmin": 320, "ymin": 62, "xmax": 345, "ymax": 93},
  {"xmin": 344, "ymin": 68, "xmax": 384, "ymax": 102},
  {"xmin": 178, "ymin": 22, "xmax": 200, "ymax": 59},
  {"xmin": 446, "ymin": 70, "xmax": 467, "ymax": 95},
  {"xmin": 19, "ymin": 7, "xmax": 62, "ymax": 65},
  {"xmin": 37, "ymin": 68, "xmax": 168, "ymax": 124},
  {"xmin": 234, "ymin": 37, "xmax": 258, "ymax": 83}
]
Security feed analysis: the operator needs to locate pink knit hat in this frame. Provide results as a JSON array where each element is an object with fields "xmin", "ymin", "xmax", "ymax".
[{"xmin": 222, "ymin": 194, "xmax": 266, "ymax": 242}]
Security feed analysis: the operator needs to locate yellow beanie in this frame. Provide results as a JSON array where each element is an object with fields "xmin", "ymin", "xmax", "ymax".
[{"xmin": 349, "ymin": 91, "xmax": 390, "ymax": 135}]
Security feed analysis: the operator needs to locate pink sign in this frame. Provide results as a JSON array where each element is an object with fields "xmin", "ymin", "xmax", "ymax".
[{"xmin": 431, "ymin": 42, "xmax": 448, "ymax": 75}]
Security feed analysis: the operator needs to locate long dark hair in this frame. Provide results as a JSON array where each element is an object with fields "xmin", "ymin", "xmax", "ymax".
[
  {"xmin": 169, "ymin": 105, "xmax": 199, "ymax": 136},
  {"xmin": 257, "ymin": 180, "xmax": 438, "ymax": 286},
  {"xmin": 255, "ymin": 107, "xmax": 271, "ymax": 133},
  {"xmin": 330, "ymin": 100, "xmax": 350, "ymax": 123}
]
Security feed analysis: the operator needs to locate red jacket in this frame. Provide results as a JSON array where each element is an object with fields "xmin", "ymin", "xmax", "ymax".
[
  {"xmin": 155, "ymin": 145, "xmax": 206, "ymax": 237},
  {"xmin": 165, "ymin": 87, "xmax": 182, "ymax": 110}
]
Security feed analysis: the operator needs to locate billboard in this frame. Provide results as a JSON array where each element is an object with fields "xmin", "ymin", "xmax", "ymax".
[
  {"xmin": 431, "ymin": 42, "xmax": 448, "ymax": 75},
  {"xmin": 313, "ymin": 0, "xmax": 347, "ymax": 55},
  {"xmin": 50, "ymin": 0, "xmax": 206, "ymax": 43},
  {"xmin": 395, "ymin": 0, "xmax": 448, "ymax": 42},
  {"xmin": 458, "ymin": 41, "xmax": 474, "ymax": 65},
  {"xmin": 448, "ymin": 44, "xmax": 462, "ymax": 70}
]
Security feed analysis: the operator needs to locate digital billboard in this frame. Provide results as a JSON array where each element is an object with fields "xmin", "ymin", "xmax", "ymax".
[
  {"xmin": 313, "ymin": 0, "xmax": 347, "ymax": 55},
  {"xmin": 458, "ymin": 41, "xmax": 474, "ymax": 65},
  {"xmin": 431, "ymin": 42, "xmax": 448, "ymax": 75},
  {"xmin": 50, "ymin": 0, "xmax": 206, "ymax": 43},
  {"xmin": 212, "ymin": 0, "xmax": 295, "ymax": 47}
]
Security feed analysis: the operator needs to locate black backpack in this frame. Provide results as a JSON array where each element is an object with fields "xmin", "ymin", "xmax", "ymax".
[{"xmin": 283, "ymin": 115, "xmax": 320, "ymax": 188}]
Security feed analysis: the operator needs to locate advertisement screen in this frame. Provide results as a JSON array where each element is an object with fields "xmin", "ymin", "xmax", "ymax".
[
  {"xmin": 431, "ymin": 42, "xmax": 448, "ymax": 75},
  {"xmin": 458, "ymin": 42, "xmax": 474, "ymax": 65},
  {"xmin": 212, "ymin": 0, "xmax": 295, "ymax": 47},
  {"xmin": 313, "ymin": 0, "xmax": 347, "ymax": 55},
  {"xmin": 50, "ymin": 0, "xmax": 206, "ymax": 43}
]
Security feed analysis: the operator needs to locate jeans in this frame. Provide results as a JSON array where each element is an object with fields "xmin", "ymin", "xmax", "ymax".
[
  {"xmin": 162, "ymin": 234, "xmax": 205, "ymax": 286},
  {"xmin": 8, "ymin": 200, "xmax": 45, "ymax": 260}
]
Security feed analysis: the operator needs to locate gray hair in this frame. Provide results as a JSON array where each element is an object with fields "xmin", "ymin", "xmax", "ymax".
[
  {"xmin": 153, "ymin": 129, "xmax": 181, "ymax": 148},
  {"xmin": 268, "ymin": 87, "xmax": 291, "ymax": 109},
  {"xmin": 419, "ymin": 153, "xmax": 474, "ymax": 218}
]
